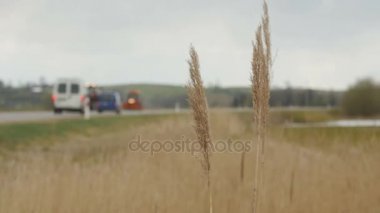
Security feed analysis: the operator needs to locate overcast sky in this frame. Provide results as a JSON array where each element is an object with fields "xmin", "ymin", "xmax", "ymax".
[{"xmin": 0, "ymin": 0, "xmax": 379, "ymax": 89}]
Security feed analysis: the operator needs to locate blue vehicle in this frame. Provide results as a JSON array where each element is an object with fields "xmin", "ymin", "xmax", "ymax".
[{"xmin": 96, "ymin": 92, "xmax": 122, "ymax": 114}]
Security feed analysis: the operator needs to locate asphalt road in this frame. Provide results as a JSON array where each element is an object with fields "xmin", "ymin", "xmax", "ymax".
[{"xmin": 0, "ymin": 109, "xmax": 184, "ymax": 124}]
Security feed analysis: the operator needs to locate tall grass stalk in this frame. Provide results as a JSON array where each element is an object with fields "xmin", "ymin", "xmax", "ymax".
[
  {"xmin": 187, "ymin": 45, "xmax": 213, "ymax": 213},
  {"xmin": 251, "ymin": 1, "xmax": 272, "ymax": 213}
]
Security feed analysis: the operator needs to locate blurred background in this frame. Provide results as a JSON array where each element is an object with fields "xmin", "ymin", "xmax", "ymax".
[{"xmin": 1, "ymin": 1, "xmax": 380, "ymax": 212}]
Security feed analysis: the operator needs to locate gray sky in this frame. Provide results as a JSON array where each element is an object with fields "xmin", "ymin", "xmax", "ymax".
[{"xmin": 0, "ymin": 0, "xmax": 379, "ymax": 89}]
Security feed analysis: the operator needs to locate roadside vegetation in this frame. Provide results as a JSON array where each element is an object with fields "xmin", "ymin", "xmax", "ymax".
[
  {"xmin": 272, "ymin": 126, "xmax": 380, "ymax": 149},
  {"xmin": 270, "ymin": 108, "xmax": 341, "ymax": 124},
  {"xmin": 0, "ymin": 111, "xmax": 379, "ymax": 213}
]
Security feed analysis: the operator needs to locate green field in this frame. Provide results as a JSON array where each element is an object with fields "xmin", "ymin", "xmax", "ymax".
[
  {"xmin": 0, "ymin": 114, "xmax": 170, "ymax": 150},
  {"xmin": 1, "ymin": 109, "xmax": 376, "ymax": 151}
]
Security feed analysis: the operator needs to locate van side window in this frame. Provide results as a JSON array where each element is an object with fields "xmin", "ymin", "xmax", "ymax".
[
  {"xmin": 71, "ymin": 84, "xmax": 80, "ymax": 94},
  {"xmin": 58, "ymin": 83, "xmax": 66, "ymax": 94}
]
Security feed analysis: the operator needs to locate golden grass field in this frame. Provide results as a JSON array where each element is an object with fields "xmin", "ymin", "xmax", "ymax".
[{"xmin": 0, "ymin": 111, "xmax": 379, "ymax": 213}]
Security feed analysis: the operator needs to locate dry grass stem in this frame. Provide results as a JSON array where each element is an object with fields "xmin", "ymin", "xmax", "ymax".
[
  {"xmin": 186, "ymin": 45, "xmax": 213, "ymax": 213},
  {"xmin": 251, "ymin": 1, "xmax": 272, "ymax": 213}
]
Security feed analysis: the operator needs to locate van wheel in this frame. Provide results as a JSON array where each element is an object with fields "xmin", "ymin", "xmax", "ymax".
[{"xmin": 54, "ymin": 109, "xmax": 62, "ymax": 114}]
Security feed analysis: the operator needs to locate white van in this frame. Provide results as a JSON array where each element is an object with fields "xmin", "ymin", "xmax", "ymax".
[{"xmin": 52, "ymin": 78, "xmax": 88, "ymax": 114}]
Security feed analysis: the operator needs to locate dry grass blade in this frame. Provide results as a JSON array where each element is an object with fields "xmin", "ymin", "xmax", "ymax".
[
  {"xmin": 186, "ymin": 45, "xmax": 213, "ymax": 213},
  {"xmin": 251, "ymin": 1, "xmax": 272, "ymax": 213}
]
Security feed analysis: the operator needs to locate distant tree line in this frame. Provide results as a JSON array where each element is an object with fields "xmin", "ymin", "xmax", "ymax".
[
  {"xmin": 1, "ymin": 77, "xmax": 378, "ymax": 117},
  {"xmin": 0, "ymin": 79, "xmax": 52, "ymax": 111},
  {"xmin": 231, "ymin": 87, "xmax": 342, "ymax": 108}
]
